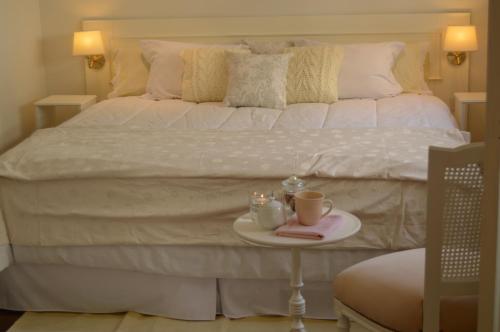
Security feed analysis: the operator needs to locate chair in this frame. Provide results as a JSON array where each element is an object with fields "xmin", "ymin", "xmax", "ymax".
[{"xmin": 333, "ymin": 143, "xmax": 485, "ymax": 332}]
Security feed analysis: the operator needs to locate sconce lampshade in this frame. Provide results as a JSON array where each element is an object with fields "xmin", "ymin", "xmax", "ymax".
[
  {"xmin": 443, "ymin": 26, "xmax": 478, "ymax": 52},
  {"xmin": 73, "ymin": 31, "xmax": 105, "ymax": 56}
]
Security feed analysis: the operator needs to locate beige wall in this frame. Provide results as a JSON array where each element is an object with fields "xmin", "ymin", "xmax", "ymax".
[
  {"xmin": 38, "ymin": 0, "xmax": 488, "ymax": 138},
  {"xmin": 465, "ymin": 0, "xmax": 489, "ymax": 141},
  {"xmin": 0, "ymin": 0, "xmax": 46, "ymax": 153}
]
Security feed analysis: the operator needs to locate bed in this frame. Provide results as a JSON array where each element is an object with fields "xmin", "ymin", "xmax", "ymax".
[{"xmin": 0, "ymin": 13, "xmax": 471, "ymax": 320}]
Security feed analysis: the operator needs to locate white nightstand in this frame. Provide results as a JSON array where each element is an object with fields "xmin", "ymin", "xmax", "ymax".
[
  {"xmin": 34, "ymin": 95, "xmax": 97, "ymax": 129},
  {"xmin": 454, "ymin": 92, "xmax": 487, "ymax": 130}
]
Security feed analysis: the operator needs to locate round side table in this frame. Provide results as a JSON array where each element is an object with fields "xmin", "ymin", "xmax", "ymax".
[{"xmin": 233, "ymin": 209, "xmax": 361, "ymax": 332}]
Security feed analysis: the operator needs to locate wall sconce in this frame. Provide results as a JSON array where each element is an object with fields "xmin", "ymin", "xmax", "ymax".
[
  {"xmin": 443, "ymin": 25, "xmax": 478, "ymax": 66},
  {"xmin": 73, "ymin": 31, "xmax": 105, "ymax": 70}
]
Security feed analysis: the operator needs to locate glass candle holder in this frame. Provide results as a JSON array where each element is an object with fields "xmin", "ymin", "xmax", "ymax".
[{"xmin": 249, "ymin": 192, "xmax": 273, "ymax": 223}]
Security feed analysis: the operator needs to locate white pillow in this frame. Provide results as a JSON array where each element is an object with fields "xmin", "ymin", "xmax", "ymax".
[
  {"xmin": 339, "ymin": 42, "xmax": 404, "ymax": 99},
  {"xmin": 294, "ymin": 40, "xmax": 404, "ymax": 99},
  {"xmin": 141, "ymin": 40, "xmax": 245, "ymax": 100}
]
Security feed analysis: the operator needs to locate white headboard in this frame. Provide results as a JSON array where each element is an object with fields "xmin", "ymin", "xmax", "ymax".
[{"xmin": 82, "ymin": 13, "xmax": 471, "ymax": 106}]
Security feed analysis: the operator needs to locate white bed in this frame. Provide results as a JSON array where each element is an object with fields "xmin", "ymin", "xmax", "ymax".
[
  {"xmin": 0, "ymin": 13, "xmax": 471, "ymax": 320},
  {"xmin": 0, "ymin": 94, "xmax": 465, "ymax": 318}
]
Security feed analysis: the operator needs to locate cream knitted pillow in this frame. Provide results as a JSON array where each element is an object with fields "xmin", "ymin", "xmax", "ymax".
[
  {"xmin": 285, "ymin": 46, "xmax": 344, "ymax": 104},
  {"xmin": 181, "ymin": 48, "xmax": 249, "ymax": 102}
]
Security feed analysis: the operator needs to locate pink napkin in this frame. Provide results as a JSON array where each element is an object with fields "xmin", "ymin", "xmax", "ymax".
[{"xmin": 274, "ymin": 215, "xmax": 343, "ymax": 240}]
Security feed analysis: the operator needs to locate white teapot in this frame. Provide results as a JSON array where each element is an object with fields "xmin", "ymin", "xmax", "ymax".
[{"xmin": 256, "ymin": 198, "xmax": 286, "ymax": 230}]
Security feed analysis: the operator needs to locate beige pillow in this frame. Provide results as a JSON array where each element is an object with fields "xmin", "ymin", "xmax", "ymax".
[
  {"xmin": 224, "ymin": 52, "xmax": 291, "ymax": 109},
  {"xmin": 181, "ymin": 48, "xmax": 249, "ymax": 102},
  {"xmin": 108, "ymin": 46, "xmax": 149, "ymax": 98},
  {"xmin": 285, "ymin": 46, "xmax": 344, "ymax": 104},
  {"xmin": 393, "ymin": 42, "xmax": 432, "ymax": 94}
]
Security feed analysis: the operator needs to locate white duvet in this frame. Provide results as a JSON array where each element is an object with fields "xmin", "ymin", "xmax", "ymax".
[{"xmin": 63, "ymin": 94, "xmax": 458, "ymax": 130}]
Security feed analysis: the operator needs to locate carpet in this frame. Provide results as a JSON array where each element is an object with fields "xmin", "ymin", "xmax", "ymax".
[{"xmin": 8, "ymin": 312, "xmax": 367, "ymax": 332}]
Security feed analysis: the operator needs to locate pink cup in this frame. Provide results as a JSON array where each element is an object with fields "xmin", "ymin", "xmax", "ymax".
[{"xmin": 295, "ymin": 191, "xmax": 334, "ymax": 226}]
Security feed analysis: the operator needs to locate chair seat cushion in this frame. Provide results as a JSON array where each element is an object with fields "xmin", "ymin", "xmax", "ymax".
[{"xmin": 334, "ymin": 248, "xmax": 477, "ymax": 332}]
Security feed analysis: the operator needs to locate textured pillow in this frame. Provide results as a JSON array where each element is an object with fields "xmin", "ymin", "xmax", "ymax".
[
  {"xmin": 108, "ymin": 46, "xmax": 149, "ymax": 98},
  {"xmin": 181, "ymin": 48, "xmax": 250, "ymax": 103},
  {"xmin": 294, "ymin": 40, "xmax": 404, "ymax": 99},
  {"xmin": 393, "ymin": 42, "xmax": 431, "ymax": 94},
  {"xmin": 285, "ymin": 46, "xmax": 344, "ymax": 104},
  {"xmin": 141, "ymin": 40, "xmax": 245, "ymax": 100},
  {"xmin": 224, "ymin": 52, "xmax": 291, "ymax": 109},
  {"xmin": 244, "ymin": 39, "xmax": 293, "ymax": 54}
]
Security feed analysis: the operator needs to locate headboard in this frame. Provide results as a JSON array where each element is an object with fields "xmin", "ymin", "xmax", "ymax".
[{"xmin": 81, "ymin": 13, "xmax": 471, "ymax": 106}]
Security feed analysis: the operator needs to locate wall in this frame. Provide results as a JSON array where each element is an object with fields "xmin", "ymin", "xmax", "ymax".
[
  {"xmin": 463, "ymin": 0, "xmax": 488, "ymax": 141},
  {"xmin": 0, "ymin": 0, "xmax": 46, "ymax": 153},
  {"xmin": 38, "ymin": 0, "xmax": 488, "ymax": 139}
]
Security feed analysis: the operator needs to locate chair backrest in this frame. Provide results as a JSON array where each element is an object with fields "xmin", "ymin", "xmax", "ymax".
[{"xmin": 423, "ymin": 142, "xmax": 485, "ymax": 331}]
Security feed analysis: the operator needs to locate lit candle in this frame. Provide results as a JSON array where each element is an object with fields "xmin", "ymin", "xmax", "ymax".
[
  {"xmin": 249, "ymin": 192, "xmax": 271, "ymax": 223},
  {"xmin": 255, "ymin": 193, "xmax": 267, "ymax": 205}
]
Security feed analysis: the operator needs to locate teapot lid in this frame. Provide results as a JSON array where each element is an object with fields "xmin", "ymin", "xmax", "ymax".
[{"xmin": 281, "ymin": 175, "xmax": 305, "ymax": 191}]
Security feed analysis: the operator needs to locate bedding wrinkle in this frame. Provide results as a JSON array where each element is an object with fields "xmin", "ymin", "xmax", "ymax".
[
  {"xmin": 124, "ymin": 99, "xmax": 171, "ymax": 128},
  {"xmin": 165, "ymin": 101, "xmax": 197, "ymax": 128},
  {"xmin": 271, "ymin": 107, "xmax": 286, "ymax": 130},
  {"xmin": 0, "ymin": 190, "xmax": 10, "ymax": 247},
  {"xmin": 319, "ymin": 106, "xmax": 329, "ymax": 130},
  {"xmin": 214, "ymin": 104, "xmax": 239, "ymax": 130},
  {"xmin": 390, "ymin": 181, "xmax": 406, "ymax": 249},
  {"xmin": 116, "ymin": 101, "xmax": 149, "ymax": 126}
]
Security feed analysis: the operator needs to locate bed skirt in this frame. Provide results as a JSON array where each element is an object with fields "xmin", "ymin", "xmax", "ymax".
[{"xmin": 1, "ymin": 264, "xmax": 339, "ymax": 320}]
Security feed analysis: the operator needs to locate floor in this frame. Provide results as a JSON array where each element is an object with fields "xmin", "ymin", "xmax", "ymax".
[
  {"xmin": 6, "ymin": 312, "xmax": 367, "ymax": 332},
  {"xmin": 0, "ymin": 310, "xmax": 22, "ymax": 332}
]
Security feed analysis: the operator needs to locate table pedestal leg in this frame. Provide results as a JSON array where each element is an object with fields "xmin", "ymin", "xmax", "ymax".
[{"xmin": 289, "ymin": 248, "xmax": 306, "ymax": 332}]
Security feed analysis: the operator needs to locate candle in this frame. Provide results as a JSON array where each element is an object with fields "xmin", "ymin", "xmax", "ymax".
[{"xmin": 249, "ymin": 192, "xmax": 271, "ymax": 223}]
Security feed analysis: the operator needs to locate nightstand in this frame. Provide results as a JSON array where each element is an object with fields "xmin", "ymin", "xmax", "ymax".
[
  {"xmin": 454, "ymin": 92, "xmax": 487, "ymax": 130},
  {"xmin": 34, "ymin": 95, "xmax": 97, "ymax": 129}
]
